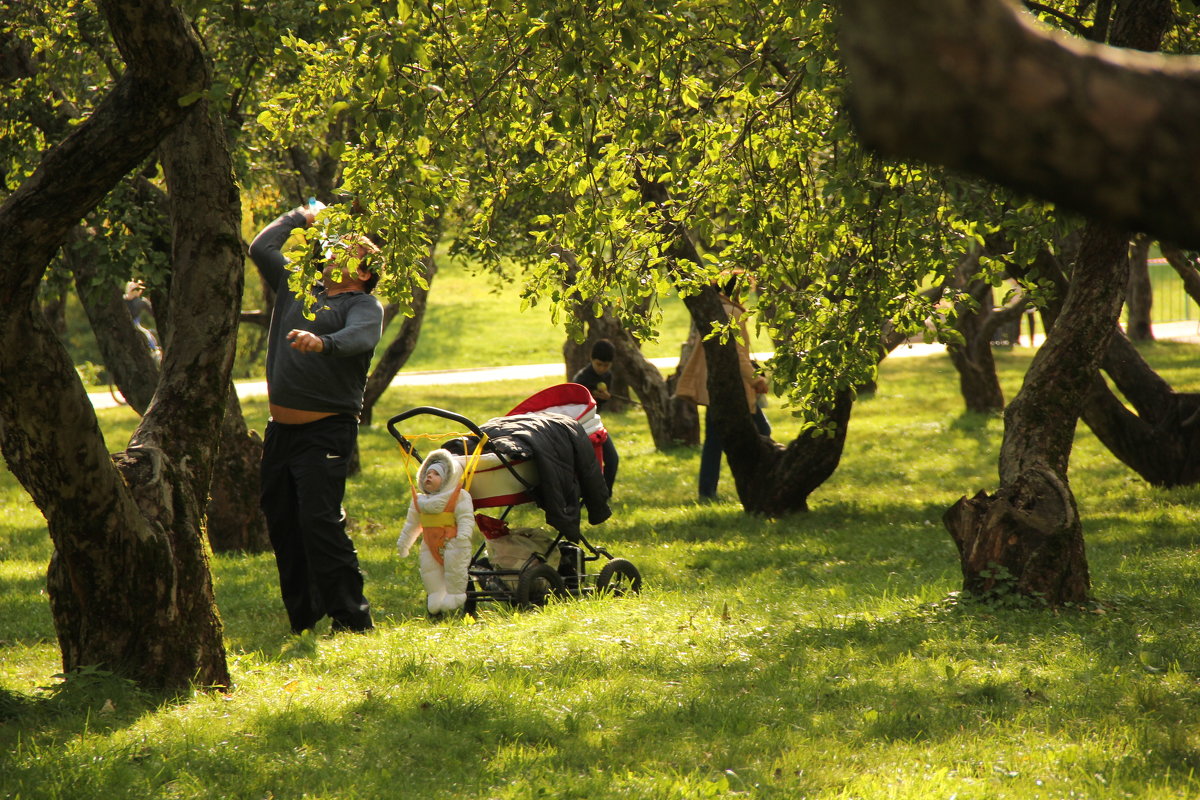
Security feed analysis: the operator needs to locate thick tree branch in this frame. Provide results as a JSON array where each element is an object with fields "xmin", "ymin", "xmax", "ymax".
[
  {"xmin": 839, "ymin": 0, "xmax": 1200, "ymax": 247},
  {"xmin": 1021, "ymin": 2, "xmax": 1089, "ymax": 38},
  {"xmin": 1160, "ymin": 244, "xmax": 1200, "ymax": 308}
]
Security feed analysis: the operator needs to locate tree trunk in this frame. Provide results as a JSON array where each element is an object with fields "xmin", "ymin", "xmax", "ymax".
[
  {"xmin": 944, "ymin": 224, "xmax": 1129, "ymax": 605},
  {"xmin": 1125, "ymin": 234, "xmax": 1154, "ymax": 341},
  {"xmin": 40, "ymin": 280, "xmax": 69, "ymax": 339},
  {"xmin": 561, "ymin": 250, "xmax": 700, "ymax": 449},
  {"xmin": 0, "ymin": 0, "xmax": 235, "ymax": 689},
  {"xmin": 359, "ymin": 247, "xmax": 437, "ymax": 427},
  {"xmin": 664, "ymin": 339, "xmax": 703, "ymax": 447},
  {"xmin": 1080, "ymin": 332, "xmax": 1200, "ymax": 487},
  {"xmin": 944, "ymin": 251, "xmax": 1018, "ymax": 414},
  {"xmin": 1161, "ymin": 244, "xmax": 1200, "ymax": 307},
  {"xmin": 685, "ymin": 285, "xmax": 854, "ymax": 515},
  {"xmin": 841, "ymin": 0, "xmax": 1174, "ymax": 603},
  {"xmin": 64, "ymin": 191, "xmax": 266, "ymax": 555},
  {"xmin": 569, "ymin": 312, "xmax": 700, "ymax": 449},
  {"xmin": 68, "ymin": 233, "xmax": 161, "ymax": 414},
  {"xmin": 205, "ymin": 388, "xmax": 269, "ymax": 552},
  {"xmin": 1019, "ymin": 242, "xmax": 1200, "ymax": 489},
  {"xmin": 638, "ymin": 177, "xmax": 853, "ymax": 514}
]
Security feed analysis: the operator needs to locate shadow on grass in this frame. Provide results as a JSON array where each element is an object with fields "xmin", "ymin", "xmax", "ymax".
[
  {"xmin": 14, "ymin": 599, "xmax": 1200, "ymax": 799},
  {"xmin": 0, "ymin": 573, "xmax": 56, "ymax": 644},
  {"xmin": 7, "ymin": 567, "xmax": 1200, "ymax": 799},
  {"xmin": 0, "ymin": 668, "xmax": 183, "ymax": 750},
  {"xmin": 948, "ymin": 409, "xmax": 1003, "ymax": 440},
  {"xmin": 0, "ymin": 522, "xmax": 54, "ymax": 563}
]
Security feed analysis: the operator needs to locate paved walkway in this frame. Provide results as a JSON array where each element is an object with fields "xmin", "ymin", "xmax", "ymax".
[{"xmin": 88, "ymin": 320, "xmax": 1200, "ymax": 411}]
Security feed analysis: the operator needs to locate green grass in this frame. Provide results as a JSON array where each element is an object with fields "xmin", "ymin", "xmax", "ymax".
[{"xmin": 5, "ymin": 344, "xmax": 1200, "ymax": 799}]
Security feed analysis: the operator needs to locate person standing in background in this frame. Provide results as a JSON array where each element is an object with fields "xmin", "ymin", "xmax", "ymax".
[{"xmin": 674, "ymin": 277, "xmax": 769, "ymax": 503}]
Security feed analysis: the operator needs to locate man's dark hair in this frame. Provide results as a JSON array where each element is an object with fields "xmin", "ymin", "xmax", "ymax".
[
  {"xmin": 362, "ymin": 263, "xmax": 380, "ymax": 293},
  {"xmin": 591, "ymin": 338, "xmax": 616, "ymax": 361}
]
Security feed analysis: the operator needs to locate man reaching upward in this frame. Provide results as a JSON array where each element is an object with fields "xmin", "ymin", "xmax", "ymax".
[{"xmin": 248, "ymin": 202, "xmax": 384, "ymax": 634}]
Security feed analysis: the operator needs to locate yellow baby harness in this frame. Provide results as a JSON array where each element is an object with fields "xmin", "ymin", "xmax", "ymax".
[{"xmin": 400, "ymin": 433, "xmax": 488, "ymax": 565}]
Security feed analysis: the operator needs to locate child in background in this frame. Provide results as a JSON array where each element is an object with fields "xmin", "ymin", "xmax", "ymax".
[
  {"xmin": 397, "ymin": 449, "xmax": 475, "ymax": 615},
  {"xmin": 571, "ymin": 338, "xmax": 619, "ymax": 495}
]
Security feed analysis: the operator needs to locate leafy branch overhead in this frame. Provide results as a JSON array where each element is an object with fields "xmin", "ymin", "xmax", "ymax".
[{"xmin": 257, "ymin": 0, "xmax": 1012, "ymax": 421}]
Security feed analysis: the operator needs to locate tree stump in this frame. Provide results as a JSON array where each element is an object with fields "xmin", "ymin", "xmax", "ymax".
[{"xmin": 943, "ymin": 466, "xmax": 1090, "ymax": 605}]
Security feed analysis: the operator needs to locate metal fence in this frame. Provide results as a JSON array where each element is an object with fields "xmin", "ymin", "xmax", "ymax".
[{"xmin": 1149, "ymin": 259, "xmax": 1199, "ymax": 322}]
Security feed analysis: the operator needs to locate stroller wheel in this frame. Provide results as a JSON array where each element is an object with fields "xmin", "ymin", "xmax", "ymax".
[
  {"xmin": 515, "ymin": 561, "xmax": 567, "ymax": 609},
  {"xmin": 596, "ymin": 558, "xmax": 642, "ymax": 597}
]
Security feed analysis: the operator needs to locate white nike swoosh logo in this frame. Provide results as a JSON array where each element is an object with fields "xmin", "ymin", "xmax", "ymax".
[{"xmin": 326, "ymin": 454, "xmax": 340, "ymax": 459}]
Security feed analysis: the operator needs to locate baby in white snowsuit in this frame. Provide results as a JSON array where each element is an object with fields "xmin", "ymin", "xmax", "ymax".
[{"xmin": 397, "ymin": 449, "xmax": 476, "ymax": 615}]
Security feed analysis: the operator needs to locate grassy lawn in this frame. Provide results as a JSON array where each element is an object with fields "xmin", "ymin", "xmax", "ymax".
[{"xmin": 4, "ymin": 343, "xmax": 1200, "ymax": 799}]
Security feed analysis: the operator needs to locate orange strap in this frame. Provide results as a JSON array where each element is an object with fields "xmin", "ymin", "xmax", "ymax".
[{"xmin": 416, "ymin": 483, "xmax": 464, "ymax": 566}]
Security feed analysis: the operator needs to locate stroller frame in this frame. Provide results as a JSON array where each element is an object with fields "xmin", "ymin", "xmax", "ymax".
[{"xmin": 386, "ymin": 403, "xmax": 641, "ymax": 613}]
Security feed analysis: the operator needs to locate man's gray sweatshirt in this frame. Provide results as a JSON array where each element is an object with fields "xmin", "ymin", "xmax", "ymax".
[{"xmin": 248, "ymin": 210, "xmax": 384, "ymax": 417}]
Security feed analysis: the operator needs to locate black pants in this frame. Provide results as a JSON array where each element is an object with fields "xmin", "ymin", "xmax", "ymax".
[
  {"xmin": 600, "ymin": 435, "xmax": 619, "ymax": 496},
  {"xmin": 261, "ymin": 415, "xmax": 372, "ymax": 633},
  {"xmin": 699, "ymin": 406, "xmax": 771, "ymax": 499}
]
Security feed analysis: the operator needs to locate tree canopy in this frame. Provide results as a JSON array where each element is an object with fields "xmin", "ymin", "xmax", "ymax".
[{"xmin": 257, "ymin": 0, "xmax": 1013, "ymax": 424}]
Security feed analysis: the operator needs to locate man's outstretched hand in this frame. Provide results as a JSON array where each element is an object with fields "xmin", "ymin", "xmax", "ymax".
[{"xmin": 287, "ymin": 330, "xmax": 325, "ymax": 353}]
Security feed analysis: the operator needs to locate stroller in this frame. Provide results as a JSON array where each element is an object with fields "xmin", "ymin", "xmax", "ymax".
[{"xmin": 386, "ymin": 383, "xmax": 642, "ymax": 614}]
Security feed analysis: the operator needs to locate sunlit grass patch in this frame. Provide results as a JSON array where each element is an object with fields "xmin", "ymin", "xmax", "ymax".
[{"xmin": 5, "ymin": 346, "xmax": 1200, "ymax": 798}]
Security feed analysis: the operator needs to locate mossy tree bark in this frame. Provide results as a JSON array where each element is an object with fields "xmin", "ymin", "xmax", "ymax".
[{"xmin": 0, "ymin": 0, "xmax": 237, "ymax": 689}]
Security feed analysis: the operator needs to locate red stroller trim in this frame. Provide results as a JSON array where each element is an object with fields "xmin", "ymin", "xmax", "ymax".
[
  {"xmin": 475, "ymin": 513, "xmax": 511, "ymax": 540},
  {"xmin": 507, "ymin": 382, "xmax": 595, "ymax": 416},
  {"xmin": 507, "ymin": 382, "xmax": 608, "ymax": 465}
]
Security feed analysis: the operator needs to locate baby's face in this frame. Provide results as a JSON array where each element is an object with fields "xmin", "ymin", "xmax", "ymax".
[{"xmin": 422, "ymin": 469, "xmax": 444, "ymax": 493}]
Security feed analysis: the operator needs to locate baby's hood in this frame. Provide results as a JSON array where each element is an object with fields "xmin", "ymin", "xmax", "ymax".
[{"xmin": 417, "ymin": 449, "xmax": 463, "ymax": 501}]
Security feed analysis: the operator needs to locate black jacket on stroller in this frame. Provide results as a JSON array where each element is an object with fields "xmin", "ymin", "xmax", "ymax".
[{"xmin": 476, "ymin": 412, "xmax": 611, "ymax": 540}]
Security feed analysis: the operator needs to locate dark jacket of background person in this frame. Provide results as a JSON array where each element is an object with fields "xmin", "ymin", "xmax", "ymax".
[{"xmin": 571, "ymin": 363, "xmax": 611, "ymax": 411}]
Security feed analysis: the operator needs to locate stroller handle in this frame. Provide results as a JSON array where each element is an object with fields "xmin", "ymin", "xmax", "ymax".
[
  {"xmin": 385, "ymin": 406, "xmax": 488, "ymax": 456},
  {"xmin": 385, "ymin": 406, "xmax": 538, "ymax": 496}
]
